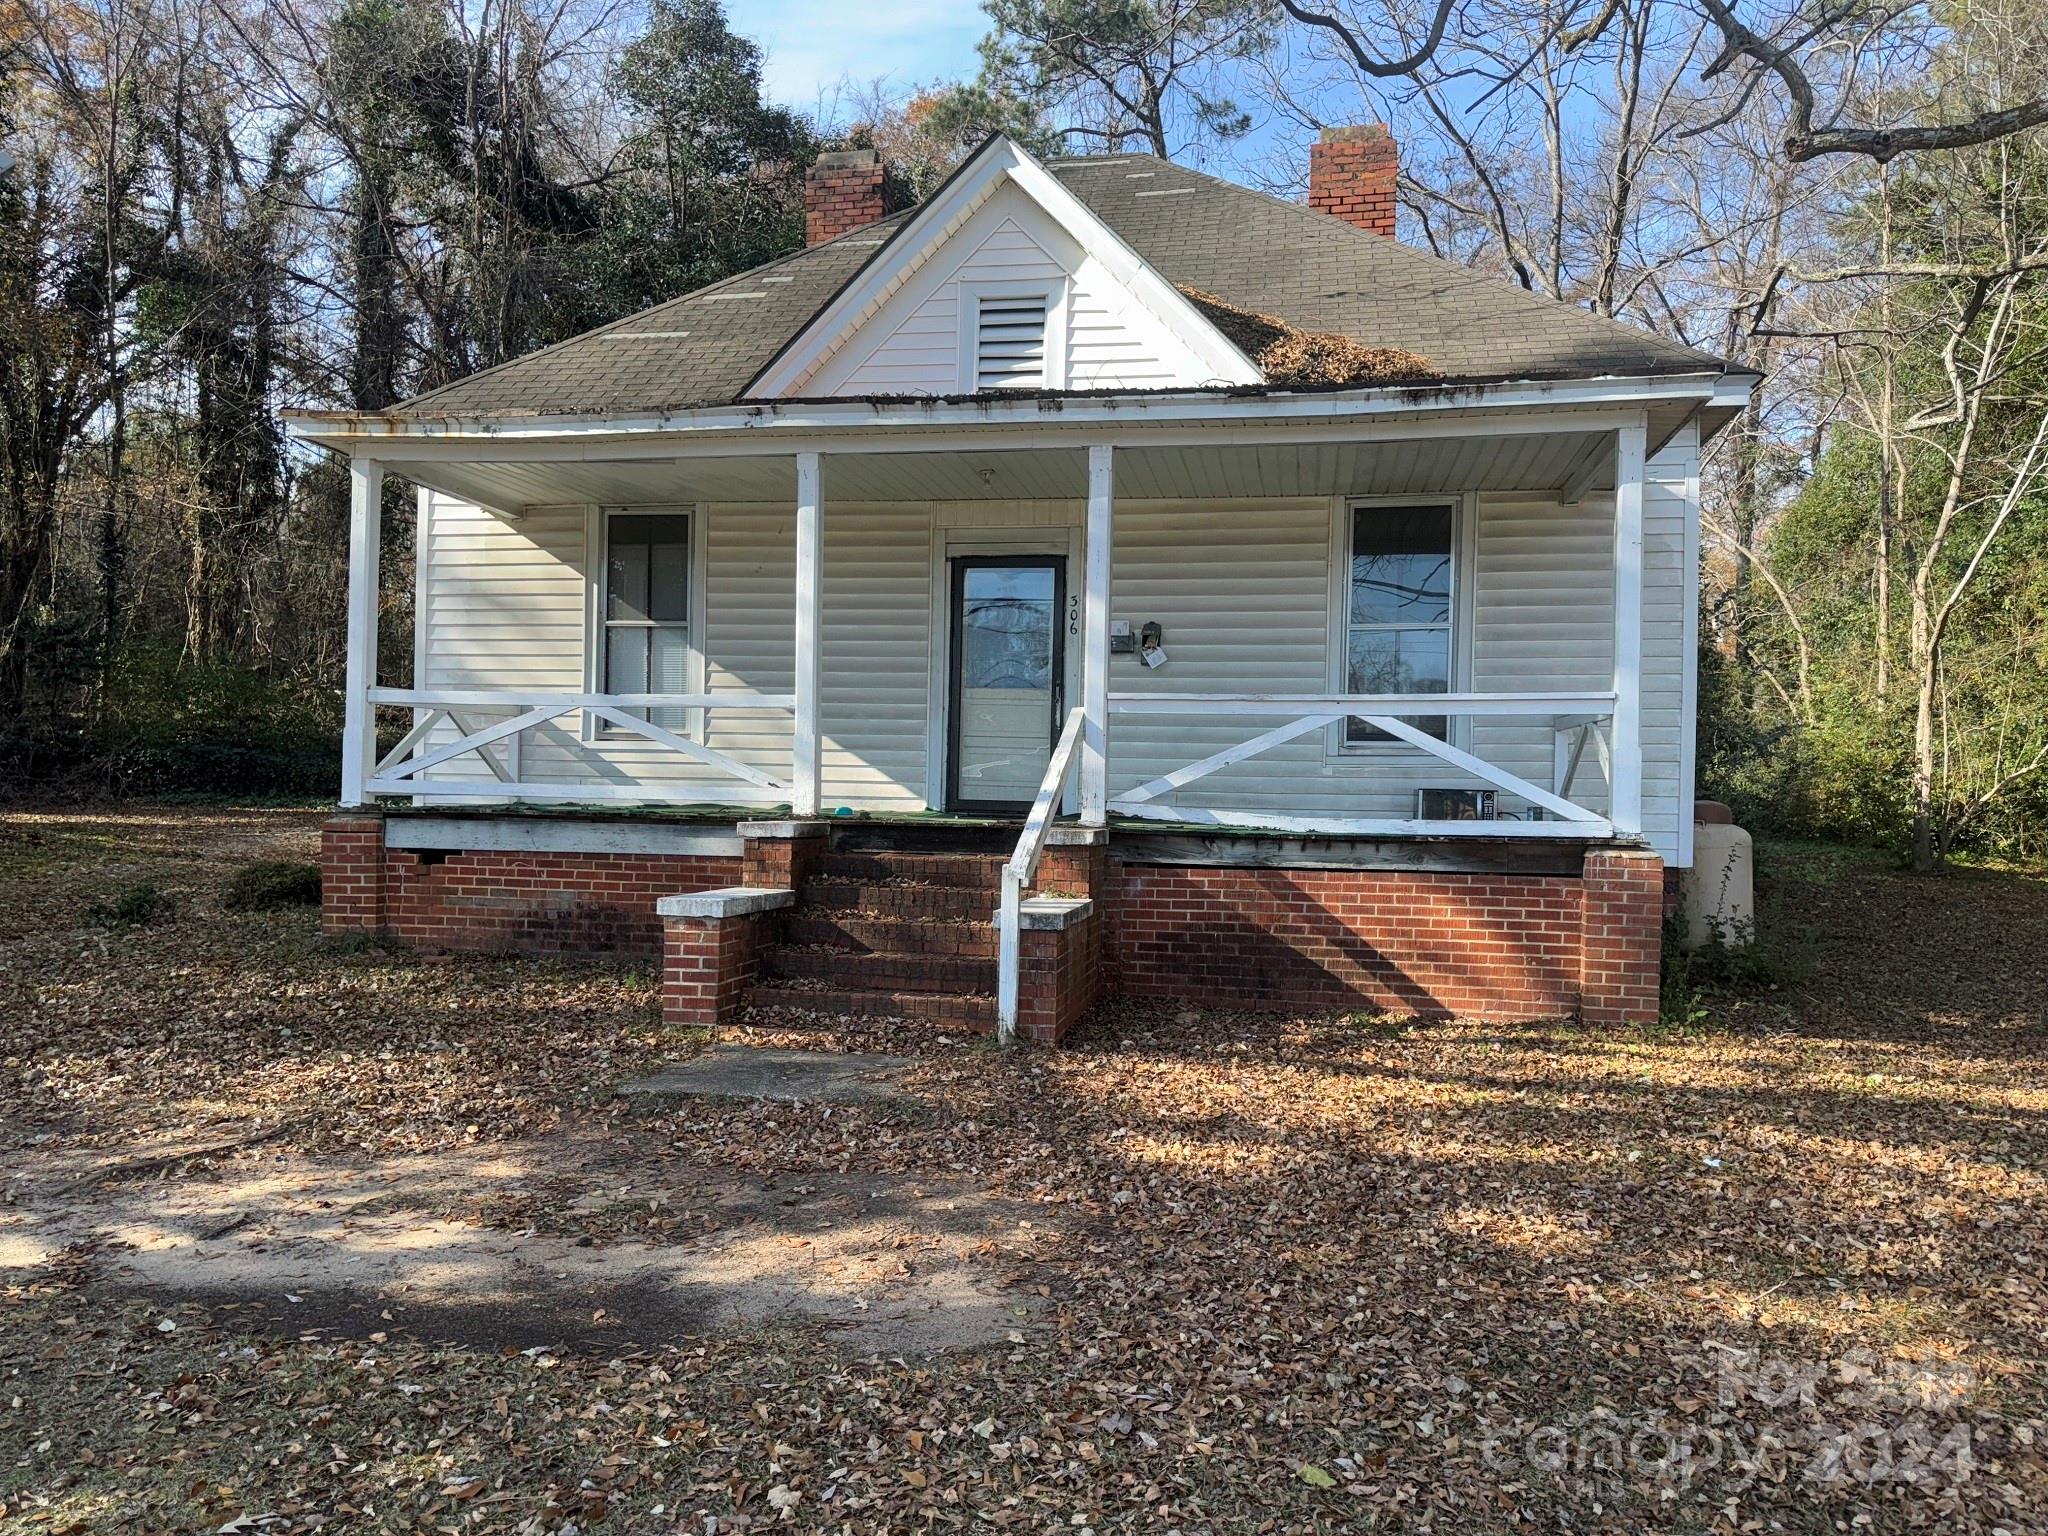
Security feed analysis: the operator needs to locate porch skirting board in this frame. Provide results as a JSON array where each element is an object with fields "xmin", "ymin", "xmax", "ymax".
[{"xmin": 319, "ymin": 815, "xmax": 1662, "ymax": 1027}]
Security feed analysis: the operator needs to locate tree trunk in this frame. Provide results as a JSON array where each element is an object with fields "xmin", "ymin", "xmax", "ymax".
[{"xmin": 1909, "ymin": 583, "xmax": 1937, "ymax": 872}]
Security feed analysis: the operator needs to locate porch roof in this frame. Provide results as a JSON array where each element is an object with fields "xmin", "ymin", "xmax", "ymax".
[{"xmin": 377, "ymin": 424, "xmax": 1634, "ymax": 513}]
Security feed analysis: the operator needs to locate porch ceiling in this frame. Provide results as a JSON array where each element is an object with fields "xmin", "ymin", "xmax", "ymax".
[{"xmin": 385, "ymin": 427, "xmax": 1622, "ymax": 516}]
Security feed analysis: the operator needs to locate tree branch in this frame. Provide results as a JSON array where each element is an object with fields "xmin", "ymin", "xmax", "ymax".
[{"xmin": 1276, "ymin": 0, "xmax": 1459, "ymax": 79}]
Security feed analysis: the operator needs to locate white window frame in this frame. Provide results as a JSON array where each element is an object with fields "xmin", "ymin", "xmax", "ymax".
[
  {"xmin": 1326, "ymin": 493, "xmax": 1476, "ymax": 759},
  {"xmin": 584, "ymin": 504, "xmax": 707, "ymax": 742},
  {"xmin": 956, "ymin": 277, "xmax": 1070, "ymax": 394}
]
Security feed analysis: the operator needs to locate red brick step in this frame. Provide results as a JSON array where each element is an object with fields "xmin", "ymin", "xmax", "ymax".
[
  {"xmin": 782, "ymin": 912, "xmax": 997, "ymax": 959},
  {"xmin": 816, "ymin": 851, "xmax": 1006, "ymax": 890},
  {"xmin": 744, "ymin": 977, "xmax": 997, "ymax": 1032},
  {"xmin": 759, "ymin": 944, "xmax": 996, "ymax": 995},
  {"xmin": 800, "ymin": 878, "xmax": 994, "ymax": 922}
]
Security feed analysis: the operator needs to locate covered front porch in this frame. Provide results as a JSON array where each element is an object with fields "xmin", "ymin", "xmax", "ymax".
[
  {"xmin": 328, "ymin": 391, "xmax": 1700, "ymax": 839},
  {"xmin": 301, "ymin": 382, "xmax": 1721, "ymax": 1035}
]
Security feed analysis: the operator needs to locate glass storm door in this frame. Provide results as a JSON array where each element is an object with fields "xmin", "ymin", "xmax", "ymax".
[{"xmin": 947, "ymin": 557, "xmax": 1066, "ymax": 812}]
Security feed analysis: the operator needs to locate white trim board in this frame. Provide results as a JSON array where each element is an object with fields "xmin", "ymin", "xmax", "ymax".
[
  {"xmin": 285, "ymin": 372, "xmax": 1751, "ymax": 448},
  {"xmin": 384, "ymin": 815, "xmax": 744, "ymax": 857}
]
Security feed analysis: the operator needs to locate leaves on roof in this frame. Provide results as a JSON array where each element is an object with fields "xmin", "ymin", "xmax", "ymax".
[{"xmin": 1178, "ymin": 284, "xmax": 1443, "ymax": 388}]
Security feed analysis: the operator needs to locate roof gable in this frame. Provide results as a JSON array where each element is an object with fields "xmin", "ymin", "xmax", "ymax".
[
  {"xmin": 364, "ymin": 142, "xmax": 1736, "ymax": 422},
  {"xmin": 747, "ymin": 136, "xmax": 1262, "ymax": 400}
]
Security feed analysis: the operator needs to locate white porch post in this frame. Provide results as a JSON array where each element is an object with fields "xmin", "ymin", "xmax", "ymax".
[
  {"xmin": 340, "ymin": 456, "xmax": 384, "ymax": 807},
  {"xmin": 1610, "ymin": 414, "xmax": 1647, "ymax": 837},
  {"xmin": 792, "ymin": 450, "xmax": 823, "ymax": 818},
  {"xmin": 1080, "ymin": 443, "xmax": 1114, "ymax": 824}
]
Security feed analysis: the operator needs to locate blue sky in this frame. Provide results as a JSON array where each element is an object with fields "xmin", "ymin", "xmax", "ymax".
[{"xmin": 723, "ymin": 0, "xmax": 988, "ymax": 118}]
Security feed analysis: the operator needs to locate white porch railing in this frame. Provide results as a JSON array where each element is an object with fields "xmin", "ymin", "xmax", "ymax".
[
  {"xmin": 996, "ymin": 707, "xmax": 1087, "ymax": 1045},
  {"xmin": 362, "ymin": 687, "xmax": 798, "ymax": 805},
  {"xmin": 1102, "ymin": 691, "xmax": 1620, "ymax": 838}
]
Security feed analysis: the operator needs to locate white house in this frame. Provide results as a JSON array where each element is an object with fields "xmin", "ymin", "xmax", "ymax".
[{"xmin": 289, "ymin": 129, "xmax": 1757, "ymax": 1041}]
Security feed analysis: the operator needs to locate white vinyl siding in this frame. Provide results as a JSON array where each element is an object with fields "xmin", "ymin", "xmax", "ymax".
[
  {"xmin": 412, "ymin": 433, "xmax": 1698, "ymax": 861},
  {"xmin": 806, "ymin": 183, "xmax": 1227, "ymax": 397}
]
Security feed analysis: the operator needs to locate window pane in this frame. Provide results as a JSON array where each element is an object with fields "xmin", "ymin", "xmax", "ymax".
[
  {"xmin": 649, "ymin": 626, "xmax": 690, "ymax": 730},
  {"xmin": 1347, "ymin": 626, "xmax": 1449, "ymax": 743},
  {"xmin": 960, "ymin": 567, "xmax": 1055, "ymax": 690},
  {"xmin": 607, "ymin": 514, "xmax": 691, "ymax": 623},
  {"xmin": 605, "ymin": 625, "xmax": 649, "ymax": 696},
  {"xmin": 1351, "ymin": 505, "xmax": 1452, "ymax": 625},
  {"xmin": 607, "ymin": 525, "xmax": 650, "ymax": 623},
  {"xmin": 646, "ymin": 516, "xmax": 691, "ymax": 623}
]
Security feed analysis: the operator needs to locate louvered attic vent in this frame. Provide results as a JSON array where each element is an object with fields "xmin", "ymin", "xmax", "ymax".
[{"xmin": 974, "ymin": 293, "xmax": 1050, "ymax": 390}]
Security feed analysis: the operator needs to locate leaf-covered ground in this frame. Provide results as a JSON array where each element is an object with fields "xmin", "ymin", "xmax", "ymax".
[{"xmin": 2, "ymin": 806, "xmax": 2044, "ymax": 1534}]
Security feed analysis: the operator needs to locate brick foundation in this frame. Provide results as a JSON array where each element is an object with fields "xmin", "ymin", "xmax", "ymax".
[
  {"xmin": 320, "ymin": 814, "xmax": 390, "ymax": 935},
  {"xmin": 1034, "ymin": 830, "xmax": 1107, "ymax": 899},
  {"xmin": 741, "ymin": 822, "xmax": 829, "ymax": 889},
  {"xmin": 663, "ymin": 911, "xmax": 773, "ymax": 1030},
  {"xmin": 320, "ymin": 814, "xmax": 741, "ymax": 957},
  {"xmin": 1015, "ymin": 907, "xmax": 1103, "ymax": 1044},
  {"xmin": 322, "ymin": 813, "xmax": 1664, "ymax": 1029},
  {"xmin": 1106, "ymin": 852, "xmax": 1663, "ymax": 1024},
  {"xmin": 1580, "ymin": 849, "xmax": 1665, "ymax": 1026}
]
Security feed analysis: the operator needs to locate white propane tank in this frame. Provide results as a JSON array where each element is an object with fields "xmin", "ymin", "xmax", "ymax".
[{"xmin": 1681, "ymin": 807, "xmax": 1755, "ymax": 951}]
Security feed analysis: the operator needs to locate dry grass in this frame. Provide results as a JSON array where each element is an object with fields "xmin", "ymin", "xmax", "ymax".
[{"xmin": 2, "ymin": 807, "xmax": 2044, "ymax": 1534}]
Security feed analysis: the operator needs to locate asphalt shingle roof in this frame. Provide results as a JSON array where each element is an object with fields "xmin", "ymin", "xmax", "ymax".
[{"xmin": 388, "ymin": 152, "xmax": 1730, "ymax": 420}]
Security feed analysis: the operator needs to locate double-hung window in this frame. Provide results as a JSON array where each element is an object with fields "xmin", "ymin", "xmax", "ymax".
[
  {"xmin": 1344, "ymin": 502, "xmax": 1456, "ymax": 744},
  {"xmin": 598, "ymin": 509, "xmax": 695, "ymax": 733}
]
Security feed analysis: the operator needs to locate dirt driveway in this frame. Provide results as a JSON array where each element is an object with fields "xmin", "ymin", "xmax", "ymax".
[{"xmin": 2, "ymin": 806, "xmax": 2044, "ymax": 1534}]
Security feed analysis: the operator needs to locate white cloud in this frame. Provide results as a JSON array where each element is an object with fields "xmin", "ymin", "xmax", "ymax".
[{"xmin": 724, "ymin": 0, "xmax": 986, "ymax": 115}]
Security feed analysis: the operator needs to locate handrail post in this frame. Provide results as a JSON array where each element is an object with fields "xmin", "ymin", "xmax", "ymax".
[
  {"xmin": 996, "ymin": 706, "xmax": 1086, "ymax": 1045},
  {"xmin": 341, "ymin": 456, "xmax": 383, "ymax": 808},
  {"xmin": 996, "ymin": 868, "xmax": 1022, "ymax": 1045}
]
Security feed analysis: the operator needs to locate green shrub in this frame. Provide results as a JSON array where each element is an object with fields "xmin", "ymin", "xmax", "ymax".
[
  {"xmin": 85, "ymin": 882, "xmax": 173, "ymax": 929},
  {"xmin": 1658, "ymin": 911, "xmax": 1813, "ymax": 1027},
  {"xmin": 0, "ymin": 645, "xmax": 343, "ymax": 800},
  {"xmin": 224, "ymin": 860, "xmax": 323, "ymax": 910}
]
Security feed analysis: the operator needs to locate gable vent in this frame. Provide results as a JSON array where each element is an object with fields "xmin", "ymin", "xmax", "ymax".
[{"xmin": 974, "ymin": 294, "xmax": 1050, "ymax": 390}]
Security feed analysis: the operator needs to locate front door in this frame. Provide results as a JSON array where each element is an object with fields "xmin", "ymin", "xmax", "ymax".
[{"xmin": 947, "ymin": 556, "xmax": 1066, "ymax": 813}]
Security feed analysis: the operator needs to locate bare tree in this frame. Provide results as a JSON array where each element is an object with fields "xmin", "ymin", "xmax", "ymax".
[{"xmin": 1272, "ymin": 0, "xmax": 2048, "ymax": 164}]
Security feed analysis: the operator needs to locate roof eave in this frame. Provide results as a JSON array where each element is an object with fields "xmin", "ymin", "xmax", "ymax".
[{"xmin": 284, "ymin": 369, "xmax": 1755, "ymax": 448}]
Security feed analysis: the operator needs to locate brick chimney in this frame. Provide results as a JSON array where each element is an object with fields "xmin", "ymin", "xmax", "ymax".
[
  {"xmin": 1309, "ymin": 124, "xmax": 1398, "ymax": 238},
  {"xmin": 805, "ymin": 148, "xmax": 886, "ymax": 245}
]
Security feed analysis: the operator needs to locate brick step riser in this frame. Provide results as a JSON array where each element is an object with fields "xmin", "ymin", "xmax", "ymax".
[
  {"xmin": 801, "ymin": 880, "xmax": 996, "ymax": 922},
  {"xmin": 816, "ymin": 854, "xmax": 1007, "ymax": 891},
  {"xmin": 761, "ymin": 946, "xmax": 997, "ymax": 995},
  {"xmin": 781, "ymin": 914, "xmax": 997, "ymax": 959},
  {"xmin": 745, "ymin": 981, "xmax": 996, "ymax": 1032}
]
